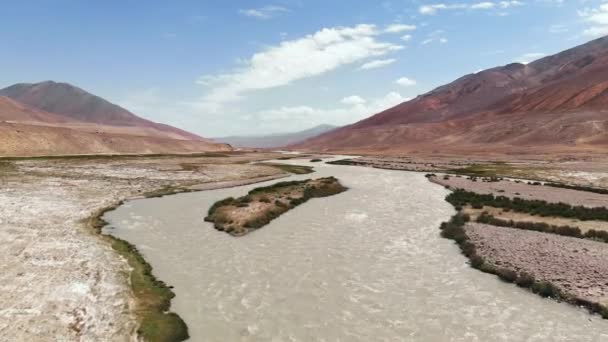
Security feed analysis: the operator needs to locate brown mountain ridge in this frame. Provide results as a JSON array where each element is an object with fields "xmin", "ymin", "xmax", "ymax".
[
  {"xmin": 294, "ymin": 36, "xmax": 608, "ymax": 154},
  {"xmin": 0, "ymin": 81, "xmax": 229, "ymax": 156}
]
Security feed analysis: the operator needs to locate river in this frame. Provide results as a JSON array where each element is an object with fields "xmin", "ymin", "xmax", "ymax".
[{"xmin": 104, "ymin": 157, "xmax": 608, "ymax": 341}]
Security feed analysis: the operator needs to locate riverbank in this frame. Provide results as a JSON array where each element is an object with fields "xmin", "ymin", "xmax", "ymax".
[
  {"xmin": 205, "ymin": 177, "xmax": 347, "ymax": 236},
  {"xmin": 0, "ymin": 152, "xmax": 290, "ymax": 340},
  {"xmin": 430, "ymin": 174, "xmax": 608, "ymax": 319}
]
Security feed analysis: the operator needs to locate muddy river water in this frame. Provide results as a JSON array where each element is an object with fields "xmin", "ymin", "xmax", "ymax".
[{"xmin": 104, "ymin": 157, "xmax": 608, "ymax": 341}]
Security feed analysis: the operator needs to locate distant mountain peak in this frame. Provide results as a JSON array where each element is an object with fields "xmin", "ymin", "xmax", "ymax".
[{"xmin": 215, "ymin": 124, "xmax": 337, "ymax": 148}]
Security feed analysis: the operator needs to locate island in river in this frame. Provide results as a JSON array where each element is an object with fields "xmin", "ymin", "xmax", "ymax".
[{"xmin": 205, "ymin": 177, "xmax": 347, "ymax": 236}]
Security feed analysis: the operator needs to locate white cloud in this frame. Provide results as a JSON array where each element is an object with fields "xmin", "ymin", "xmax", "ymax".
[
  {"xmin": 421, "ymin": 30, "xmax": 448, "ymax": 45},
  {"xmin": 515, "ymin": 52, "xmax": 545, "ymax": 64},
  {"xmin": 359, "ymin": 58, "xmax": 397, "ymax": 70},
  {"xmin": 420, "ymin": 1, "xmax": 522, "ymax": 15},
  {"xmin": 341, "ymin": 95, "xmax": 367, "ymax": 105},
  {"xmin": 401, "ymin": 34, "xmax": 412, "ymax": 41},
  {"xmin": 196, "ymin": 24, "xmax": 404, "ymax": 112},
  {"xmin": 579, "ymin": 3, "xmax": 608, "ymax": 37},
  {"xmin": 385, "ymin": 24, "xmax": 417, "ymax": 33},
  {"xmin": 395, "ymin": 77, "xmax": 417, "ymax": 86},
  {"xmin": 499, "ymin": 1, "xmax": 523, "ymax": 8},
  {"xmin": 254, "ymin": 92, "xmax": 409, "ymax": 131},
  {"xmin": 471, "ymin": 2, "xmax": 495, "ymax": 9},
  {"xmin": 239, "ymin": 6, "xmax": 289, "ymax": 19}
]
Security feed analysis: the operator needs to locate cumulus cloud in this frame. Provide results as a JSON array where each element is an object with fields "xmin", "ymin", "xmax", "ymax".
[
  {"xmin": 196, "ymin": 24, "xmax": 404, "ymax": 112},
  {"xmin": 359, "ymin": 58, "xmax": 397, "ymax": 70},
  {"xmin": 579, "ymin": 3, "xmax": 608, "ymax": 37},
  {"xmin": 239, "ymin": 6, "xmax": 289, "ymax": 19},
  {"xmin": 395, "ymin": 77, "xmax": 417, "ymax": 86},
  {"xmin": 253, "ymin": 92, "xmax": 409, "ymax": 132}
]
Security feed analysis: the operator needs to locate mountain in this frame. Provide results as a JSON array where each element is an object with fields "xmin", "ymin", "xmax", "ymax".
[
  {"xmin": 0, "ymin": 81, "xmax": 204, "ymax": 141},
  {"xmin": 0, "ymin": 96, "xmax": 72, "ymax": 124},
  {"xmin": 0, "ymin": 81, "xmax": 229, "ymax": 156},
  {"xmin": 215, "ymin": 124, "xmax": 337, "ymax": 148},
  {"xmin": 294, "ymin": 36, "xmax": 608, "ymax": 154}
]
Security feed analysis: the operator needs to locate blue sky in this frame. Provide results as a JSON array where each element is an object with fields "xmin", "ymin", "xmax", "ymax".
[{"xmin": 2, "ymin": 0, "xmax": 608, "ymax": 136}]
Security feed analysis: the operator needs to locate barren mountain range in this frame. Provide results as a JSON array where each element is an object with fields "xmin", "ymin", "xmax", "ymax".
[
  {"xmin": 0, "ymin": 81, "xmax": 228, "ymax": 156},
  {"xmin": 294, "ymin": 36, "xmax": 608, "ymax": 154},
  {"xmin": 215, "ymin": 124, "xmax": 336, "ymax": 149}
]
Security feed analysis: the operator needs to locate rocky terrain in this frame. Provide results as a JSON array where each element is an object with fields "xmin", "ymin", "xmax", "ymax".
[
  {"xmin": 466, "ymin": 223, "xmax": 608, "ymax": 306},
  {"xmin": 294, "ymin": 36, "xmax": 608, "ymax": 154},
  {"xmin": 0, "ymin": 152, "xmax": 288, "ymax": 340}
]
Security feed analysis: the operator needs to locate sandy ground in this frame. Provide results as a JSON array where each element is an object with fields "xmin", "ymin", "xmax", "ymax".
[
  {"xmin": 432, "ymin": 176, "xmax": 608, "ymax": 208},
  {"xmin": 0, "ymin": 153, "xmax": 285, "ymax": 341},
  {"xmin": 464, "ymin": 206, "xmax": 608, "ymax": 233},
  {"xmin": 466, "ymin": 223, "xmax": 608, "ymax": 305}
]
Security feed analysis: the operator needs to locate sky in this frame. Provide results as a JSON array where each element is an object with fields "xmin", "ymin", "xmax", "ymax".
[{"xmin": 2, "ymin": 0, "xmax": 608, "ymax": 137}]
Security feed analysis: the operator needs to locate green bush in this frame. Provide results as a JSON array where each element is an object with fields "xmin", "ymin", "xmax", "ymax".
[
  {"xmin": 532, "ymin": 282, "xmax": 561, "ymax": 298},
  {"xmin": 515, "ymin": 273, "xmax": 535, "ymax": 288},
  {"xmin": 476, "ymin": 212, "xmax": 585, "ymax": 240},
  {"xmin": 447, "ymin": 189, "xmax": 608, "ymax": 222}
]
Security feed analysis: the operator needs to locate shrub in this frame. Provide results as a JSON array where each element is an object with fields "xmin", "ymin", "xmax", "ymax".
[
  {"xmin": 532, "ymin": 281, "xmax": 561, "ymax": 298},
  {"xmin": 515, "ymin": 273, "xmax": 535, "ymax": 288},
  {"xmin": 496, "ymin": 268, "xmax": 518, "ymax": 283},
  {"xmin": 476, "ymin": 212, "xmax": 585, "ymax": 239},
  {"xmin": 545, "ymin": 182, "xmax": 608, "ymax": 195},
  {"xmin": 447, "ymin": 189, "xmax": 608, "ymax": 222}
]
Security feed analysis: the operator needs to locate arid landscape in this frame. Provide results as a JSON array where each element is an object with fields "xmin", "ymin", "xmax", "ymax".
[
  {"xmin": 4, "ymin": 2, "xmax": 608, "ymax": 341},
  {"xmin": 0, "ymin": 152, "xmax": 296, "ymax": 340}
]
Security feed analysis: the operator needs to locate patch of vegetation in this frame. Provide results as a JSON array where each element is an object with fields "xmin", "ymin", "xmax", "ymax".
[
  {"xmin": 447, "ymin": 189, "xmax": 608, "ymax": 221},
  {"xmin": 545, "ymin": 182, "xmax": 608, "ymax": 195},
  {"xmin": 476, "ymin": 212, "xmax": 583, "ymax": 238},
  {"xmin": 475, "ymin": 212, "xmax": 608, "ymax": 244},
  {"xmin": 438, "ymin": 210, "xmax": 608, "ymax": 319},
  {"xmin": 0, "ymin": 161, "xmax": 16, "ymax": 174},
  {"xmin": 326, "ymin": 159, "xmax": 361, "ymax": 166},
  {"xmin": 259, "ymin": 163, "xmax": 314, "ymax": 175},
  {"xmin": 88, "ymin": 204, "xmax": 189, "ymax": 342},
  {"xmin": 310, "ymin": 159, "xmax": 323, "ymax": 162},
  {"xmin": 205, "ymin": 177, "xmax": 347, "ymax": 236},
  {"xmin": 448, "ymin": 163, "xmax": 547, "ymax": 180},
  {"xmin": 142, "ymin": 186, "xmax": 194, "ymax": 199}
]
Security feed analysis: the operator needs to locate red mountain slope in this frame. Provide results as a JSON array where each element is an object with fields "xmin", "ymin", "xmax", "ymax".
[{"xmin": 295, "ymin": 36, "xmax": 608, "ymax": 154}]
